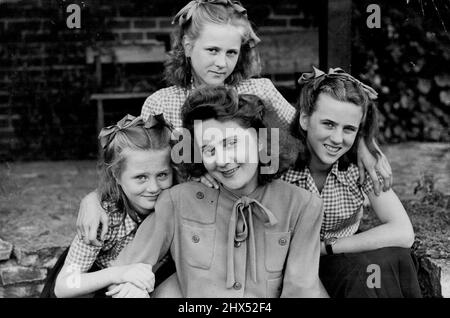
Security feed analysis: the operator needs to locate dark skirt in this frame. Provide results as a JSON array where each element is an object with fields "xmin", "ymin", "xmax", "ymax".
[
  {"xmin": 40, "ymin": 247, "xmax": 176, "ymax": 298},
  {"xmin": 319, "ymin": 246, "xmax": 422, "ymax": 298}
]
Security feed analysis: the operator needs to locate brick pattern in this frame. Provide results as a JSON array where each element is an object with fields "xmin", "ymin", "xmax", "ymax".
[
  {"xmin": 0, "ymin": 245, "xmax": 67, "ymax": 298},
  {"xmin": 0, "ymin": 0, "xmax": 317, "ymax": 159}
]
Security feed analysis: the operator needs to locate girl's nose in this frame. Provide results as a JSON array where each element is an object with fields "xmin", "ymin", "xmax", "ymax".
[
  {"xmin": 214, "ymin": 53, "xmax": 226, "ymax": 68},
  {"xmin": 215, "ymin": 147, "xmax": 232, "ymax": 166},
  {"xmin": 145, "ymin": 177, "xmax": 160, "ymax": 194},
  {"xmin": 330, "ymin": 129, "xmax": 344, "ymax": 144}
]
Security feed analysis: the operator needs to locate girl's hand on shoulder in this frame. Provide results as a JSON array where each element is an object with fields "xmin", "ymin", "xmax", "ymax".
[
  {"xmin": 357, "ymin": 140, "xmax": 393, "ymax": 196},
  {"xmin": 106, "ymin": 282, "xmax": 150, "ymax": 298},
  {"xmin": 191, "ymin": 173, "xmax": 219, "ymax": 189},
  {"xmin": 76, "ymin": 191, "xmax": 109, "ymax": 247},
  {"xmin": 116, "ymin": 263, "xmax": 155, "ymax": 293}
]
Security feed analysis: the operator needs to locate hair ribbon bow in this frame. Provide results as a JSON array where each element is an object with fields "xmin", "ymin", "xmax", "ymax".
[
  {"xmin": 298, "ymin": 66, "xmax": 378, "ymax": 100},
  {"xmin": 172, "ymin": 0, "xmax": 247, "ymax": 26}
]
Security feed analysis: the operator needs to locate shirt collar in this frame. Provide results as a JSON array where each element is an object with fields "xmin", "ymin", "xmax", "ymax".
[{"xmin": 289, "ymin": 161, "xmax": 349, "ymax": 186}]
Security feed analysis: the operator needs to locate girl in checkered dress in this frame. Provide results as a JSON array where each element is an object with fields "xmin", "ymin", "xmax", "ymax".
[
  {"xmin": 76, "ymin": 0, "xmax": 393, "ymax": 247},
  {"xmin": 282, "ymin": 67, "xmax": 421, "ymax": 297},
  {"xmin": 45, "ymin": 114, "xmax": 177, "ymax": 298}
]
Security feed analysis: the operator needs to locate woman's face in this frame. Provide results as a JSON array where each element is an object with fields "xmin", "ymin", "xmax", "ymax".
[
  {"xmin": 300, "ymin": 93, "xmax": 363, "ymax": 170},
  {"xmin": 117, "ymin": 147, "xmax": 173, "ymax": 217},
  {"xmin": 193, "ymin": 118, "xmax": 259, "ymax": 196},
  {"xmin": 184, "ymin": 22, "xmax": 242, "ymax": 86}
]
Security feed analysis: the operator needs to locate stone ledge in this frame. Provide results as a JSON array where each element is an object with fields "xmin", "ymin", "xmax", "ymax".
[
  {"xmin": 0, "ymin": 283, "xmax": 44, "ymax": 298},
  {"xmin": 0, "ymin": 239, "xmax": 13, "ymax": 261},
  {"xmin": 0, "ymin": 265, "xmax": 47, "ymax": 286},
  {"xmin": 13, "ymin": 246, "xmax": 67, "ymax": 268},
  {"xmin": 419, "ymin": 257, "xmax": 450, "ymax": 298}
]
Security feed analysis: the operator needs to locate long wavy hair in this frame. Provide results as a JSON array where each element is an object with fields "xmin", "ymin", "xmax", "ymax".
[
  {"xmin": 165, "ymin": 1, "xmax": 261, "ymax": 88},
  {"xmin": 181, "ymin": 86, "xmax": 298, "ymax": 185},
  {"xmin": 291, "ymin": 76, "xmax": 381, "ymax": 171},
  {"xmin": 98, "ymin": 117, "xmax": 178, "ymax": 224}
]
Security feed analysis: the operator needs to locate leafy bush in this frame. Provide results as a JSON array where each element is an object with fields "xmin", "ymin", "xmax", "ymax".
[{"xmin": 352, "ymin": 0, "xmax": 450, "ymax": 143}]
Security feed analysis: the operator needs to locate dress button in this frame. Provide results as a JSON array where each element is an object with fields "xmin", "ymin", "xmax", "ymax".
[
  {"xmin": 192, "ymin": 235, "xmax": 200, "ymax": 243},
  {"xmin": 234, "ymin": 241, "xmax": 241, "ymax": 248},
  {"xmin": 279, "ymin": 238, "xmax": 287, "ymax": 246},
  {"xmin": 196, "ymin": 191, "xmax": 204, "ymax": 199},
  {"xmin": 233, "ymin": 282, "xmax": 242, "ymax": 290}
]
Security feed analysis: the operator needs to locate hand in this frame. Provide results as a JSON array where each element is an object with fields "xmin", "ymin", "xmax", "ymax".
[
  {"xmin": 106, "ymin": 283, "xmax": 150, "ymax": 298},
  {"xmin": 117, "ymin": 263, "xmax": 155, "ymax": 293},
  {"xmin": 320, "ymin": 241, "xmax": 327, "ymax": 256},
  {"xmin": 191, "ymin": 173, "xmax": 219, "ymax": 189},
  {"xmin": 76, "ymin": 191, "xmax": 109, "ymax": 246},
  {"xmin": 357, "ymin": 140, "xmax": 393, "ymax": 196}
]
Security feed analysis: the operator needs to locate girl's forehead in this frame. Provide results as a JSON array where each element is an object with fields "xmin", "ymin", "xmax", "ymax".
[
  {"xmin": 197, "ymin": 22, "xmax": 244, "ymax": 43},
  {"xmin": 314, "ymin": 94, "xmax": 363, "ymax": 121},
  {"xmin": 122, "ymin": 147, "xmax": 171, "ymax": 168},
  {"xmin": 193, "ymin": 119, "xmax": 253, "ymax": 143}
]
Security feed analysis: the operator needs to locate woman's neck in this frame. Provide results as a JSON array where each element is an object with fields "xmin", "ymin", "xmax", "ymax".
[{"xmin": 307, "ymin": 160, "xmax": 334, "ymax": 194}]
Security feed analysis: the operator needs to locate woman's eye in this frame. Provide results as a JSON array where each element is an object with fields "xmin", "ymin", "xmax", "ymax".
[
  {"xmin": 207, "ymin": 48, "xmax": 218, "ymax": 54},
  {"xmin": 203, "ymin": 147, "xmax": 215, "ymax": 157},
  {"xmin": 136, "ymin": 175, "xmax": 147, "ymax": 182},
  {"xmin": 226, "ymin": 139, "xmax": 237, "ymax": 147},
  {"xmin": 323, "ymin": 122, "xmax": 334, "ymax": 128},
  {"xmin": 344, "ymin": 127, "xmax": 357, "ymax": 133},
  {"xmin": 227, "ymin": 51, "xmax": 238, "ymax": 57},
  {"xmin": 157, "ymin": 173, "xmax": 168, "ymax": 179}
]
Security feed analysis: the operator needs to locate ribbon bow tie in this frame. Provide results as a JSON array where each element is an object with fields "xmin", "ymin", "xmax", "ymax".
[
  {"xmin": 173, "ymin": 0, "xmax": 247, "ymax": 26},
  {"xmin": 298, "ymin": 66, "xmax": 378, "ymax": 100},
  {"xmin": 98, "ymin": 113, "xmax": 173, "ymax": 150},
  {"xmin": 226, "ymin": 196, "xmax": 278, "ymax": 288},
  {"xmin": 172, "ymin": 0, "xmax": 260, "ymax": 47}
]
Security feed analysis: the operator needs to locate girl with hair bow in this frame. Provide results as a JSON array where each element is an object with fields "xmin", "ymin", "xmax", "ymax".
[
  {"xmin": 42, "ymin": 114, "xmax": 178, "ymax": 298},
  {"xmin": 283, "ymin": 67, "xmax": 421, "ymax": 297}
]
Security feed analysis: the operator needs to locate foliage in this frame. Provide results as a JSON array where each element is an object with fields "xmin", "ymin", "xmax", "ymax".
[{"xmin": 352, "ymin": 0, "xmax": 450, "ymax": 143}]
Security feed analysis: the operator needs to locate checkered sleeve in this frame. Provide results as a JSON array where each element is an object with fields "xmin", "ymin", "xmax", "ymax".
[
  {"xmin": 140, "ymin": 91, "xmax": 163, "ymax": 121},
  {"xmin": 258, "ymin": 78, "xmax": 296, "ymax": 127},
  {"xmin": 64, "ymin": 214, "xmax": 117, "ymax": 272},
  {"xmin": 360, "ymin": 170, "xmax": 384, "ymax": 195},
  {"xmin": 65, "ymin": 235, "xmax": 103, "ymax": 272}
]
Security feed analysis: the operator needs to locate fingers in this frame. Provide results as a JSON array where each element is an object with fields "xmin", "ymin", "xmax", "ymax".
[
  {"xmin": 376, "ymin": 156, "xmax": 393, "ymax": 192},
  {"xmin": 357, "ymin": 157, "xmax": 366, "ymax": 185},
  {"xmin": 87, "ymin": 221, "xmax": 102, "ymax": 247},
  {"xmin": 105, "ymin": 284, "xmax": 122, "ymax": 296},
  {"xmin": 100, "ymin": 213, "xmax": 109, "ymax": 241},
  {"xmin": 81, "ymin": 224, "xmax": 90, "ymax": 245},
  {"xmin": 204, "ymin": 173, "xmax": 219, "ymax": 189},
  {"xmin": 136, "ymin": 265, "xmax": 155, "ymax": 292},
  {"xmin": 199, "ymin": 176, "xmax": 214, "ymax": 188},
  {"xmin": 116, "ymin": 285, "xmax": 131, "ymax": 298},
  {"xmin": 369, "ymin": 168, "xmax": 381, "ymax": 196}
]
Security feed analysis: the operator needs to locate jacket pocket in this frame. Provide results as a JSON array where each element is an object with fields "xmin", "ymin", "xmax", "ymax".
[
  {"xmin": 266, "ymin": 276, "xmax": 283, "ymax": 298},
  {"xmin": 264, "ymin": 231, "xmax": 291, "ymax": 272},
  {"xmin": 180, "ymin": 222, "xmax": 216, "ymax": 270}
]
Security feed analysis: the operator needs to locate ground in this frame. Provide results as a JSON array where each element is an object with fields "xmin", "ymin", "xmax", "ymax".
[{"xmin": 0, "ymin": 142, "xmax": 449, "ymax": 297}]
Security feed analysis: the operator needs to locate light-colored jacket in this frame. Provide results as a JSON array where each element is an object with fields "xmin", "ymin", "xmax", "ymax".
[{"xmin": 114, "ymin": 180, "xmax": 325, "ymax": 298}]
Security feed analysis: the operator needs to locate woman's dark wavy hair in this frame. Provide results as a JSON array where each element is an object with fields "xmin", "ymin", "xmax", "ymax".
[
  {"xmin": 164, "ymin": 1, "xmax": 261, "ymax": 88},
  {"xmin": 181, "ymin": 86, "xmax": 298, "ymax": 185},
  {"xmin": 291, "ymin": 75, "xmax": 381, "ymax": 170},
  {"xmin": 98, "ymin": 118, "xmax": 179, "ymax": 223}
]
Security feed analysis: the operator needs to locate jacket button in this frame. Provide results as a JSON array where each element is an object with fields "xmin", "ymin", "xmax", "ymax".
[
  {"xmin": 279, "ymin": 238, "xmax": 287, "ymax": 246},
  {"xmin": 233, "ymin": 282, "xmax": 242, "ymax": 290},
  {"xmin": 196, "ymin": 192, "xmax": 204, "ymax": 199},
  {"xmin": 234, "ymin": 241, "xmax": 241, "ymax": 248},
  {"xmin": 192, "ymin": 235, "xmax": 200, "ymax": 243}
]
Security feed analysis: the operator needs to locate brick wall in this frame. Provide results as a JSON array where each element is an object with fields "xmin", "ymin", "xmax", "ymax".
[{"xmin": 0, "ymin": 0, "xmax": 319, "ymax": 161}]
